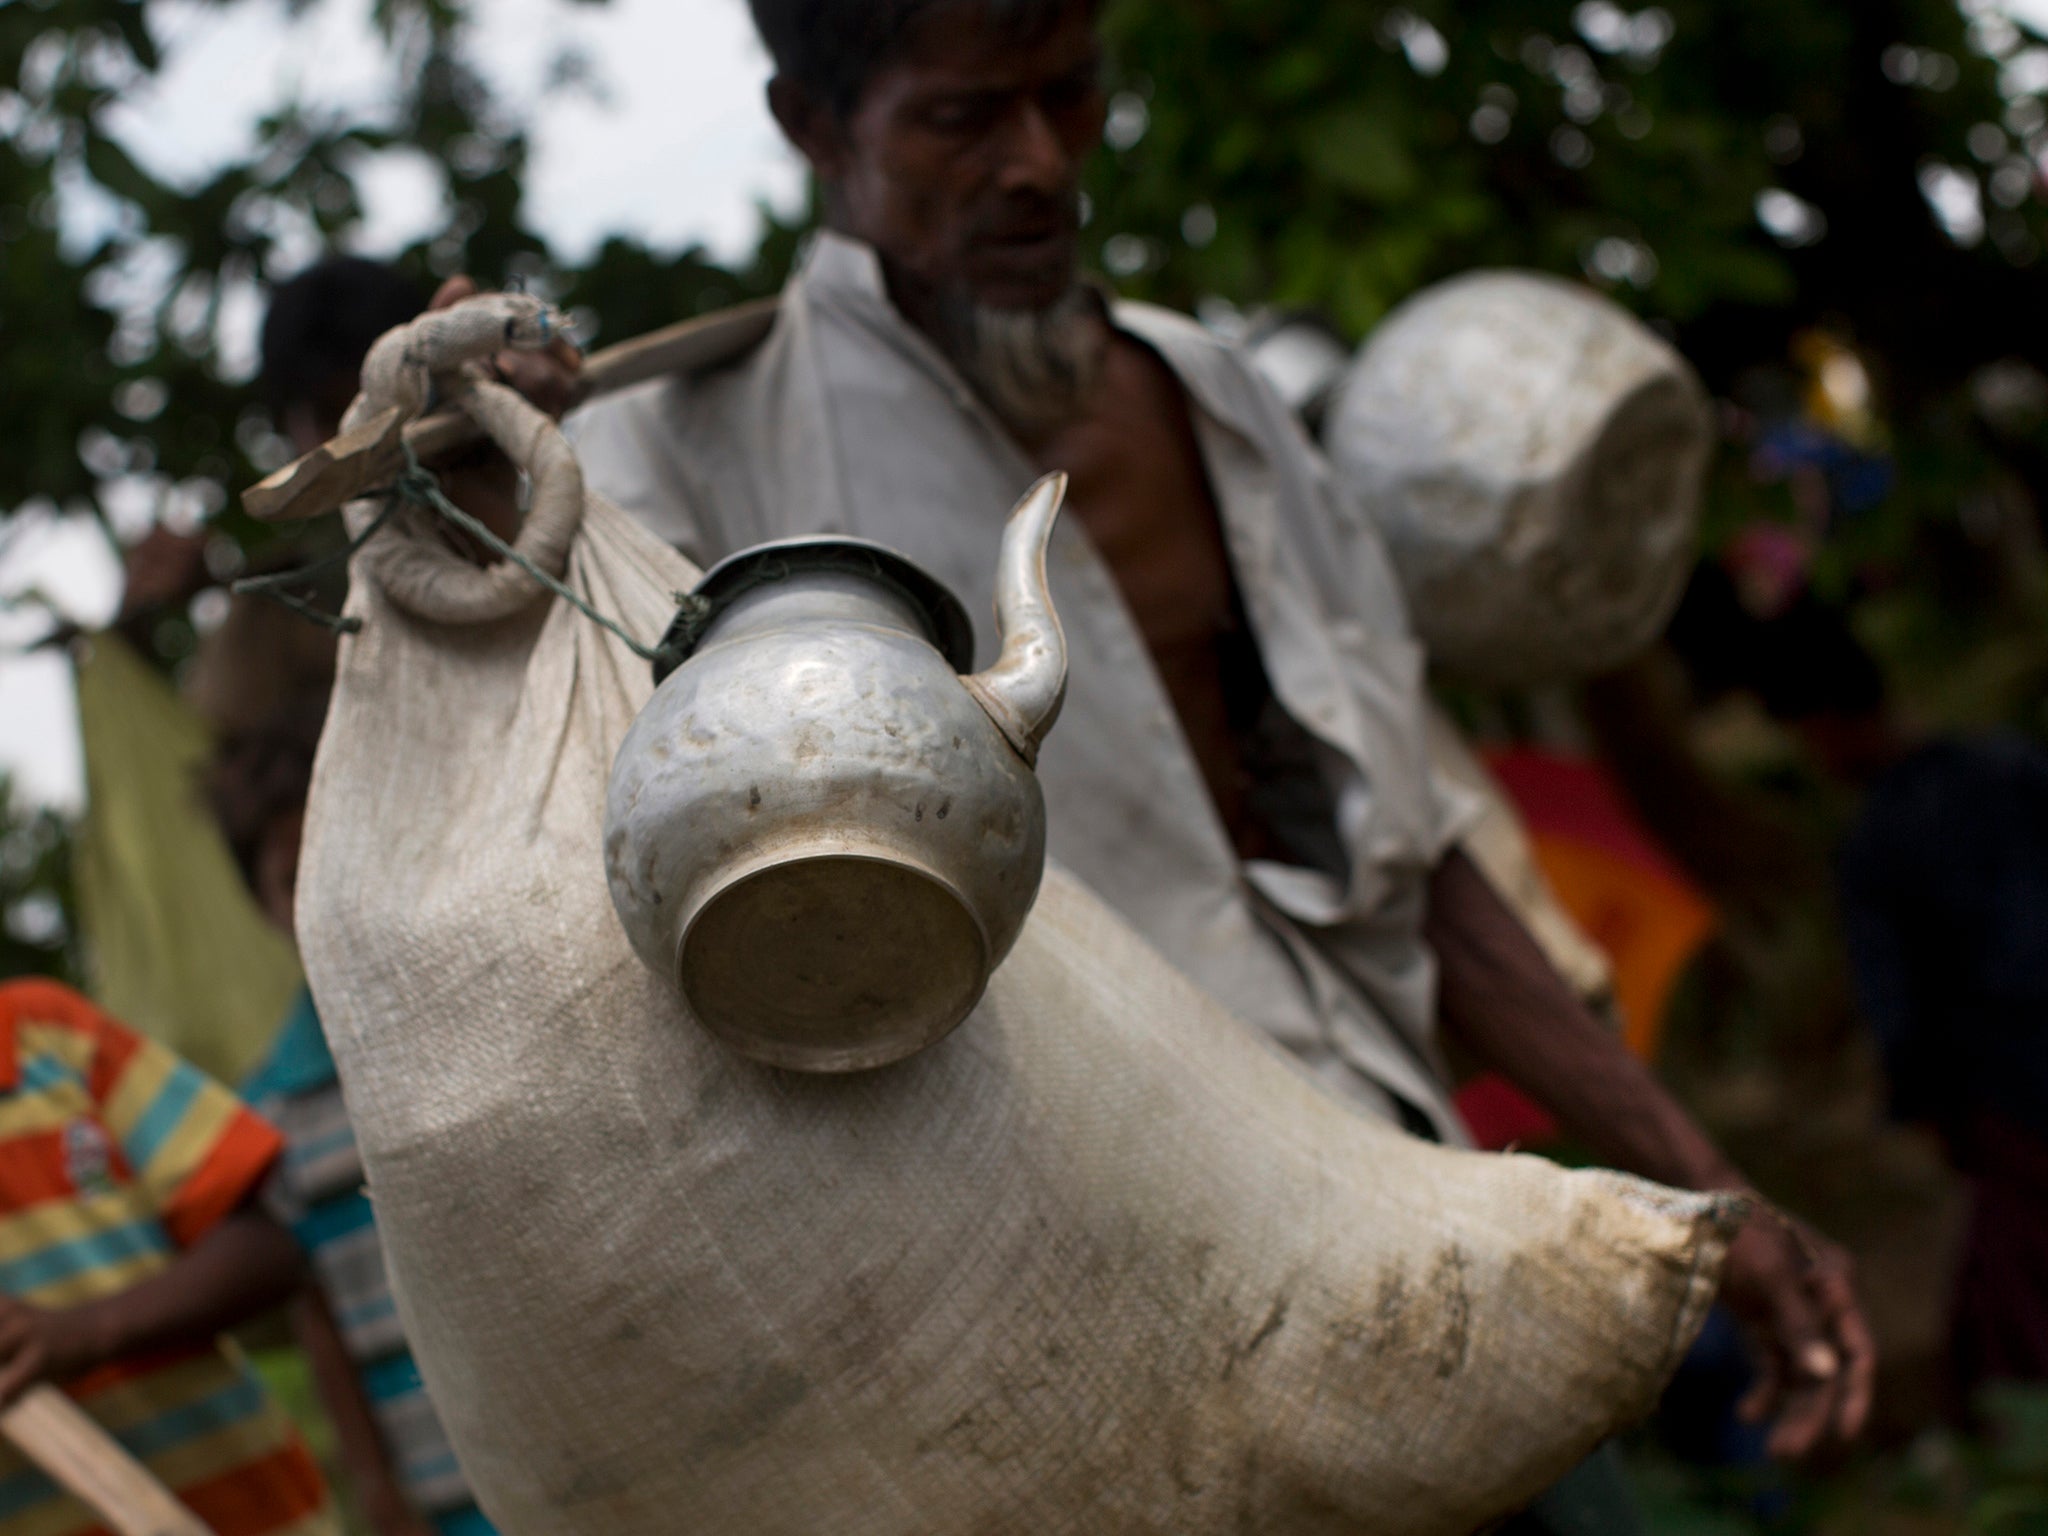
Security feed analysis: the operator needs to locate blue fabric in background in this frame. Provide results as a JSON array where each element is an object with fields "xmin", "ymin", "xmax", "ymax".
[{"xmin": 247, "ymin": 990, "xmax": 500, "ymax": 1534}]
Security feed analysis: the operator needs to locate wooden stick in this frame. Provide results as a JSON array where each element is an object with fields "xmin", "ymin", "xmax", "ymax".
[
  {"xmin": 1, "ymin": 1385, "xmax": 212, "ymax": 1536},
  {"xmin": 242, "ymin": 296, "xmax": 780, "ymax": 524}
]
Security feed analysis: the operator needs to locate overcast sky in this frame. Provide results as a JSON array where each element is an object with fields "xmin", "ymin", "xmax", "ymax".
[{"xmin": 1, "ymin": 0, "xmax": 801, "ymax": 812}]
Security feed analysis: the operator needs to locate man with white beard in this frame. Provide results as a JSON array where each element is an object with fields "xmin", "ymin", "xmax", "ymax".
[{"xmin": 460, "ymin": 0, "xmax": 1872, "ymax": 1490}]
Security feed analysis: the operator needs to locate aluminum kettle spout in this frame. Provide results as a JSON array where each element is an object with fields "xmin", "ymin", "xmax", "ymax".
[{"xmin": 965, "ymin": 473, "xmax": 1069, "ymax": 766}]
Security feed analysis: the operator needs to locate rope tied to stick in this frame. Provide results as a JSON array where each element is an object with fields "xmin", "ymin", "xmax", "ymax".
[
  {"xmin": 237, "ymin": 441, "xmax": 694, "ymax": 672},
  {"xmin": 384, "ymin": 441, "xmax": 694, "ymax": 670},
  {"xmin": 233, "ymin": 293, "xmax": 687, "ymax": 667}
]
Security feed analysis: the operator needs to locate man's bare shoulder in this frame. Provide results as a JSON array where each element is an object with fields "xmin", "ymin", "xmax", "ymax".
[{"xmin": 1112, "ymin": 298, "xmax": 1317, "ymax": 452}]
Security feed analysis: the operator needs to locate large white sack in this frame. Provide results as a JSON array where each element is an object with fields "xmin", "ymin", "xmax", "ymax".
[
  {"xmin": 1325, "ymin": 271, "xmax": 1713, "ymax": 686},
  {"xmin": 299, "ymin": 300, "xmax": 1736, "ymax": 1536}
]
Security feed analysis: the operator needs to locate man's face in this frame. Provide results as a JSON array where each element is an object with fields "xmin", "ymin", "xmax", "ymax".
[{"xmin": 804, "ymin": 3, "xmax": 1106, "ymax": 312}]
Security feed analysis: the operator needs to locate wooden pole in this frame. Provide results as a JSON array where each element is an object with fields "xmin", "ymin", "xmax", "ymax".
[
  {"xmin": 241, "ymin": 296, "xmax": 780, "ymax": 524},
  {"xmin": 1, "ymin": 1385, "xmax": 213, "ymax": 1536}
]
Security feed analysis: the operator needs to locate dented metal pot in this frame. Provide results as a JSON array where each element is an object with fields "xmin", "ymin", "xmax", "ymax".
[{"xmin": 604, "ymin": 475, "xmax": 1069, "ymax": 1072}]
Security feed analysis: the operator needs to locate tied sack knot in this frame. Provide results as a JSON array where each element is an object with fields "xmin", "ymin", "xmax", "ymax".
[{"xmin": 343, "ymin": 295, "xmax": 592, "ymax": 628}]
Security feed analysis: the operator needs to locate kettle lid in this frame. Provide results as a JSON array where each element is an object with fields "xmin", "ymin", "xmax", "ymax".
[{"xmin": 652, "ymin": 537, "xmax": 977, "ymax": 684}]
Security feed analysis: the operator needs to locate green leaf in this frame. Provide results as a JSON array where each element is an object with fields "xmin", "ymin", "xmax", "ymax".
[
  {"xmin": 1300, "ymin": 109, "xmax": 1419, "ymax": 205},
  {"xmin": 107, "ymin": 4, "xmax": 161, "ymax": 74},
  {"xmin": 82, "ymin": 132, "xmax": 155, "ymax": 206}
]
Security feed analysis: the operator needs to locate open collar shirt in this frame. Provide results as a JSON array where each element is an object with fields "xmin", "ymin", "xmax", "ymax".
[{"xmin": 569, "ymin": 231, "xmax": 1476, "ymax": 1141}]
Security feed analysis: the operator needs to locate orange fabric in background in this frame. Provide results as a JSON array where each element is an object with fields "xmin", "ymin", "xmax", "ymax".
[
  {"xmin": 1482, "ymin": 748, "xmax": 1716, "ymax": 1062},
  {"xmin": 1452, "ymin": 749, "xmax": 1717, "ymax": 1152}
]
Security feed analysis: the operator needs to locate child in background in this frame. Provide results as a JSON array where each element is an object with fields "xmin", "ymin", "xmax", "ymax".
[
  {"xmin": 218, "ymin": 699, "xmax": 496, "ymax": 1536},
  {"xmin": 198, "ymin": 255, "xmax": 496, "ymax": 1536},
  {"xmin": 0, "ymin": 978, "xmax": 334, "ymax": 1536}
]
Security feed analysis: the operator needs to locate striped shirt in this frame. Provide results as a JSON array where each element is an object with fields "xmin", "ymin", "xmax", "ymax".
[
  {"xmin": 0, "ymin": 980, "xmax": 334, "ymax": 1536},
  {"xmin": 246, "ymin": 992, "xmax": 493, "ymax": 1536}
]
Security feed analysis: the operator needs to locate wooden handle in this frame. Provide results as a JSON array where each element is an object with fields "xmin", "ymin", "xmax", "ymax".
[
  {"xmin": 241, "ymin": 295, "xmax": 781, "ymax": 524},
  {"xmin": 1, "ymin": 1385, "xmax": 212, "ymax": 1536}
]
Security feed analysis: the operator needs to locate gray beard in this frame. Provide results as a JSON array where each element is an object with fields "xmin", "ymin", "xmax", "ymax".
[{"xmin": 933, "ymin": 284, "xmax": 1110, "ymax": 442}]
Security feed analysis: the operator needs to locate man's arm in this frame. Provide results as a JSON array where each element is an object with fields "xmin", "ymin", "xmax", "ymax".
[
  {"xmin": 1425, "ymin": 845, "xmax": 1875, "ymax": 1458},
  {"xmin": 0, "ymin": 1202, "xmax": 305, "ymax": 1403}
]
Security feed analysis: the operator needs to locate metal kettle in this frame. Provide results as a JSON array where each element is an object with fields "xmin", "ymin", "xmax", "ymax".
[{"xmin": 604, "ymin": 475, "xmax": 1069, "ymax": 1072}]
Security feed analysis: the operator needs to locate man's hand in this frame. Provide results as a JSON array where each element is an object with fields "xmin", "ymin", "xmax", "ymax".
[
  {"xmin": 421, "ymin": 276, "xmax": 585, "ymax": 547},
  {"xmin": 1719, "ymin": 1205, "xmax": 1876, "ymax": 1459},
  {"xmin": 1425, "ymin": 847, "xmax": 1877, "ymax": 1459},
  {"xmin": 429, "ymin": 275, "xmax": 583, "ymax": 417},
  {"xmin": 0, "ymin": 1207, "xmax": 305, "ymax": 1411},
  {"xmin": 0, "ymin": 1298, "xmax": 106, "ymax": 1405}
]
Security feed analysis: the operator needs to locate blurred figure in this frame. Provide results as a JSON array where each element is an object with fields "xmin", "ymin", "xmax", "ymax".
[
  {"xmin": 201, "ymin": 257, "xmax": 496, "ymax": 1536},
  {"xmin": 0, "ymin": 980, "xmax": 332, "ymax": 1536},
  {"xmin": 174, "ymin": 255, "xmax": 384, "ymax": 739},
  {"xmin": 261, "ymin": 257, "xmax": 429, "ymax": 456},
  {"xmin": 1826, "ymin": 685, "xmax": 2048, "ymax": 1408},
  {"xmin": 1691, "ymin": 557, "xmax": 2048, "ymax": 1412},
  {"xmin": 214, "ymin": 701, "xmax": 492, "ymax": 1536},
  {"xmin": 115, "ymin": 257, "xmax": 426, "ymax": 633}
]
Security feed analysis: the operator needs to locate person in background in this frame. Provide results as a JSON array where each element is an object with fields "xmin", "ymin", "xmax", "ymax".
[
  {"xmin": 261, "ymin": 257, "xmax": 430, "ymax": 457},
  {"xmin": 114, "ymin": 257, "xmax": 429, "ymax": 638},
  {"xmin": 179, "ymin": 257, "xmax": 427, "ymax": 737},
  {"xmin": 214, "ymin": 700, "xmax": 493, "ymax": 1536},
  {"xmin": 0, "ymin": 978, "xmax": 333, "ymax": 1536},
  {"xmin": 1798, "ymin": 626, "xmax": 2048, "ymax": 1411},
  {"xmin": 1672, "ymin": 558, "xmax": 2048, "ymax": 1416},
  {"xmin": 204, "ymin": 256, "xmax": 497, "ymax": 1536}
]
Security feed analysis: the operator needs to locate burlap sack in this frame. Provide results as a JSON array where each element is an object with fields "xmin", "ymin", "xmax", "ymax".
[{"xmin": 299, "ymin": 299, "xmax": 1736, "ymax": 1535}]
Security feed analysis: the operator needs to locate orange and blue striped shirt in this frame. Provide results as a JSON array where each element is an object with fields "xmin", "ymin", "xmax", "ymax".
[{"xmin": 0, "ymin": 980, "xmax": 334, "ymax": 1536}]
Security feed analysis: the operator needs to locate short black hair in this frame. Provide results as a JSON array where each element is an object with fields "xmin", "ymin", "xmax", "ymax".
[
  {"xmin": 748, "ymin": 0, "xmax": 1091, "ymax": 118},
  {"xmin": 260, "ymin": 256, "xmax": 426, "ymax": 423}
]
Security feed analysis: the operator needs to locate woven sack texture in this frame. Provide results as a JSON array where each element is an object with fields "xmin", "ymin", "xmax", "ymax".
[{"xmin": 299, "ymin": 299, "xmax": 1736, "ymax": 1535}]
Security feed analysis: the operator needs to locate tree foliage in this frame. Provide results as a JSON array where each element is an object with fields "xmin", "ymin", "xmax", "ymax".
[
  {"xmin": 12, "ymin": 1, "xmax": 2048, "ymax": 618},
  {"xmin": 7, "ymin": 0, "xmax": 2048, "ymax": 979},
  {"xmin": 0, "ymin": 0, "xmax": 787, "ymax": 572},
  {"xmin": 1083, "ymin": 0, "xmax": 2048, "ymax": 721},
  {"xmin": 1091, "ymin": 0, "xmax": 2044, "ymax": 344},
  {"xmin": 0, "ymin": 0, "xmax": 798, "ymax": 977},
  {"xmin": 0, "ymin": 779, "xmax": 78, "ymax": 984}
]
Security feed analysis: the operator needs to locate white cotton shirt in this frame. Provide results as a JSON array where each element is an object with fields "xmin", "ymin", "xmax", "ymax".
[{"xmin": 568, "ymin": 230, "xmax": 1479, "ymax": 1141}]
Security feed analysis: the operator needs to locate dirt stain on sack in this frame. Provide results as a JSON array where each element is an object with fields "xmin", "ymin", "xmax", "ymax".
[
  {"xmin": 687, "ymin": 1362, "xmax": 811, "ymax": 1456},
  {"xmin": 550, "ymin": 1461, "xmax": 631, "ymax": 1509},
  {"xmin": 1326, "ymin": 1252, "xmax": 1467, "ymax": 1380},
  {"xmin": 1222, "ymin": 1295, "xmax": 1290, "ymax": 1381},
  {"xmin": 1428, "ymin": 1246, "xmax": 1472, "ymax": 1379},
  {"xmin": 1372, "ymin": 1266, "xmax": 1409, "ymax": 1335}
]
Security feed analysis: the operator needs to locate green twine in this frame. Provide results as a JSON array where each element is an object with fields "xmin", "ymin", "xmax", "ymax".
[
  {"xmin": 386, "ymin": 440, "xmax": 691, "ymax": 672},
  {"xmin": 237, "ymin": 439, "xmax": 696, "ymax": 676},
  {"xmin": 230, "ymin": 496, "xmax": 401, "ymax": 635}
]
